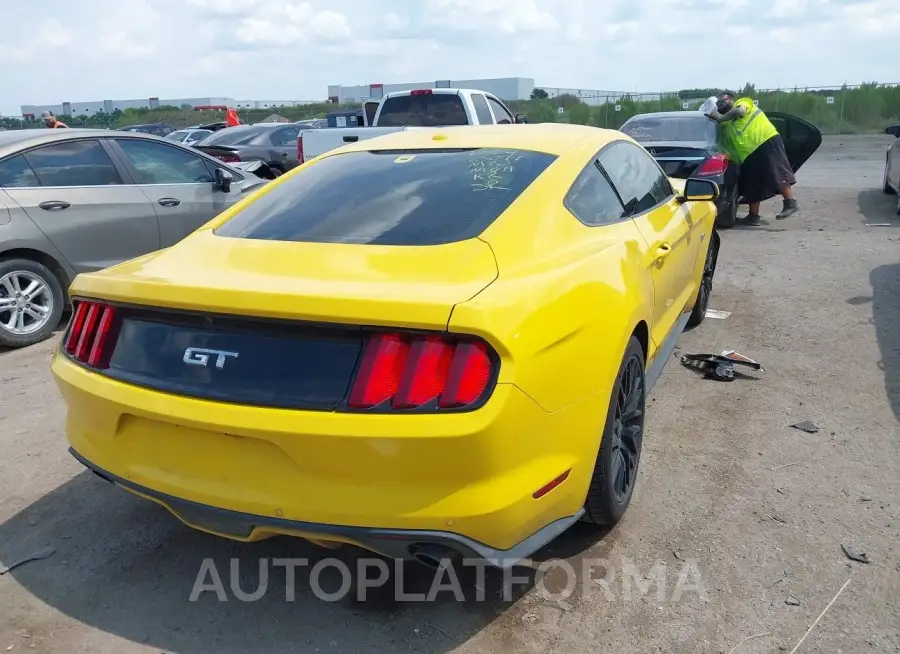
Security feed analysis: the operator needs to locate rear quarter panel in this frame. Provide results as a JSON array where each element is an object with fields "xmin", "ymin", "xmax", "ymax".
[{"xmin": 449, "ymin": 151, "xmax": 654, "ymax": 414}]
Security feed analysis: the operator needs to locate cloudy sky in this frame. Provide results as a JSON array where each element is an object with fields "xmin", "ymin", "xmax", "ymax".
[{"xmin": 1, "ymin": 0, "xmax": 896, "ymax": 115}]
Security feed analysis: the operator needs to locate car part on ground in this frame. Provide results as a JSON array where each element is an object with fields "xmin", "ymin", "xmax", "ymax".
[
  {"xmin": 52, "ymin": 124, "xmax": 720, "ymax": 568},
  {"xmin": 680, "ymin": 351, "xmax": 763, "ymax": 381}
]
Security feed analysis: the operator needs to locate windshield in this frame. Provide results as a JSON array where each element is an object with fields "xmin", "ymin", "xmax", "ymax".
[
  {"xmin": 198, "ymin": 127, "xmax": 266, "ymax": 146},
  {"xmin": 377, "ymin": 94, "xmax": 468, "ymax": 127},
  {"xmin": 165, "ymin": 131, "xmax": 189, "ymax": 142},
  {"xmin": 215, "ymin": 148, "xmax": 557, "ymax": 246},
  {"xmin": 620, "ymin": 115, "xmax": 717, "ymax": 144}
]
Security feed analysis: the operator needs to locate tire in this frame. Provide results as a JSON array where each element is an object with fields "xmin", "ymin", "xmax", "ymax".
[
  {"xmin": 896, "ymin": 193, "xmax": 900, "ymax": 217},
  {"xmin": 716, "ymin": 185, "xmax": 738, "ymax": 229},
  {"xmin": 687, "ymin": 234, "xmax": 719, "ymax": 328},
  {"xmin": 0, "ymin": 258, "xmax": 65, "ymax": 348},
  {"xmin": 582, "ymin": 336, "xmax": 646, "ymax": 526}
]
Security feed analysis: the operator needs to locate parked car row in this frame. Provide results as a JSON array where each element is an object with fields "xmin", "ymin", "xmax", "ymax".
[{"xmin": 0, "ymin": 128, "xmax": 268, "ymax": 347}]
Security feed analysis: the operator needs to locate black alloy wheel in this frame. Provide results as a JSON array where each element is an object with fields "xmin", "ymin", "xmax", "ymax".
[{"xmin": 583, "ymin": 336, "xmax": 646, "ymax": 525}]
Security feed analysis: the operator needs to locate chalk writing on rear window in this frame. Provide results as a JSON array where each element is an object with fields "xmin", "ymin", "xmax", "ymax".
[{"xmin": 469, "ymin": 150, "xmax": 524, "ymax": 191}]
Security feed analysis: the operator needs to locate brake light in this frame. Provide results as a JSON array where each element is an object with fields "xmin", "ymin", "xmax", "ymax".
[
  {"xmin": 697, "ymin": 153, "xmax": 727, "ymax": 176},
  {"xmin": 409, "ymin": 89, "xmax": 433, "ymax": 96},
  {"xmin": 216, "ymin": 153, "xmax": 241, "ymax": 163},
  {"xmin": 63, "ymin": 300, "xmax": 119, "ymax": 369},
  {"xmin": 349, "ymin": 332, "xmax": 495, "ymax": 410},
  {"xmin": 297, "ymin": 133, "xmax": 305, "ymax": 164}
]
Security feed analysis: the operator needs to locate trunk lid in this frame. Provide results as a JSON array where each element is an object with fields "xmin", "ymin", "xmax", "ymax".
[
  {"xmin": 642, "ymin": 141, "xmax": 715, "ymax": 179},
  {"xmin": 71, "ymin": 229, "xmax": 499, "ymax": 331}
]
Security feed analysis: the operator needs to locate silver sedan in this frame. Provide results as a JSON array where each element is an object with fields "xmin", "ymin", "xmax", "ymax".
[{"xmin": 0, "ymin": 128, "xmax": 266, "ymax": 348}]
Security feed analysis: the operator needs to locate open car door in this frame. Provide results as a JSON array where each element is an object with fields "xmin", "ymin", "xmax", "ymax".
[
  {"xmin": 737, "ymin": 111, "xmax": 823, "ymax": 205},
  {"xmin": 767, "ymin": 111, "xmax": 823, "ymax": 172}
]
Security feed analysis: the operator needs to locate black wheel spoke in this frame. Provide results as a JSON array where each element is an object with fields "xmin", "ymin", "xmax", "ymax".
[{"xmin": 610, "ymin": 353, "xmax": 645, "ymax": 504}]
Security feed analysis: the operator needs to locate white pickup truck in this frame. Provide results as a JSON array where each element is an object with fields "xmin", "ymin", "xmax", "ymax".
[{"xmin": 297, "ymin": 88, "xmax": 526, "ymax": 163}]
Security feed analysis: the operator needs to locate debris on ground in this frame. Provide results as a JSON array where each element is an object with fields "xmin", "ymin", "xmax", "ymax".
[
  {"xmin": 790, "ymin": 420, "xmax": 820, "ymax": 434},
  {"xmin": 864, "ymin": 223, "xmax": 891, "ymax": 227},
  {"xmin": 705, "ymin": 309, "xmax": 732, "ymax": 319},
  {"xmin": 785, "ymin": 595, "xmax": 801, "ymax": 606},
  {"xmin": 0, "ymin": 547, "xmax": 56, "ymax": 575},
  {"xmin": 680, "ymin": 350, "xmax": 763, "ymax": 382},
  {"xmin": 841, "ymin": 544, "xmax": 871, "ymax": 564},
  {"xmin": 858, "ymin": 495, "xmax": 872, "ymax": 502}
]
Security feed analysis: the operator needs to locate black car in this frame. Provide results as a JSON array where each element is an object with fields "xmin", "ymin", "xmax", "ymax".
[
  {"xmin": 620, "ymin": 110, "xmax": 821, "ymax": 228},
  {"xmin": 192, "ymin": 123, "xmax": 302, "ymax": 173},
  {"xmin": 118, "ymin": 122, "xmax": 176, "ymax": 137}
]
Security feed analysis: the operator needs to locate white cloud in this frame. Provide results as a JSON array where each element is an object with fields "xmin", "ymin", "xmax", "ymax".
[{"xmin": 0, "ymin": 0, "xmax": 896, "ymax": 116}]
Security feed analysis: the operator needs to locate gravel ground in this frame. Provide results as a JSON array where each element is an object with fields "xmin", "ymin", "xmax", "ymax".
[{"xmin": 1, "ymin": 134, "xmax": 898, "ymax": 654}]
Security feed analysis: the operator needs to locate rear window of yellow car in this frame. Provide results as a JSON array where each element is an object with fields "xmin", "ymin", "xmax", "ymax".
[{"xmin": 214, "ymin": 148, "xmax": 557, "ymax": 246}]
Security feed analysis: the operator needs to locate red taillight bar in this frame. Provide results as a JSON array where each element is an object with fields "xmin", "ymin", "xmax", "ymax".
[
  {"xmin": 409, "ymin": 89, "xmax": 433, "ymax": 96},
  {"xmin": 349, "ymin": 332, "xmax": 496, "ymax": 411},
  {"xmin": 63, "ymin": 300, "xmax": 119, "ymax": 369},
  {"xmin": 697, "ymin": 153, "xmax": 727, "ymax": 176},
  {"xmin": 297, "ymin": 134, "xmax": 305, "ymax": 164}
]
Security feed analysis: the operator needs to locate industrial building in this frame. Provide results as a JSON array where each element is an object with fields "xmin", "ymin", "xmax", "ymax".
[{"xmin": 20, "ymin": 96, "xmax": 319, "ymax": 118}]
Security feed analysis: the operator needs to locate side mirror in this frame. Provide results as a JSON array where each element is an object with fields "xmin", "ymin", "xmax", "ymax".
[
  {"xmin": 885, "ymin": 126, "xmax": 900, "ymax": 138},
  {"xmin": 214, "ymin": 167, "xmax": 233, "ymax": 193},
  {"xmin": 515, "ymin": 113, "xmax": 528, "ymax": 124},
  {"xmin": 679, "ymin": 178, "xmax": 720, "ymax": 202}
]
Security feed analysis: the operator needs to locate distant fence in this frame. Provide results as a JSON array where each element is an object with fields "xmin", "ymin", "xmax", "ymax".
[{"xmin": 3, "ymin": 83, "xmax": 899, "ymax": 135}]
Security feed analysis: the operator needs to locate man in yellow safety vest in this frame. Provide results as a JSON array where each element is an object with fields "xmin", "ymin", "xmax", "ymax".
[{"xmin": 706, "ymin": 92, "xmax": 798, "ymax": 224}]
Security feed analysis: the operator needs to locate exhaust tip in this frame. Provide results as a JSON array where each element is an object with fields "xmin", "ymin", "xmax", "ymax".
[{"xmin": 408, "ymin": 543, "xmax": 459, "ymax": 569}]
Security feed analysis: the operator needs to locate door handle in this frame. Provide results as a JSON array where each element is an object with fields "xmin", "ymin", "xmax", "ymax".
[
  {"xmin": 38, "ymin": 200, "xmax": 70, "ymax": 211},
  {"xmin": 655, "ymin": 243, "xmax": 672, "ymax": 265},
  {"xmin": 157, "ymin": 198, "xmax": 181, "ymax": 207}
]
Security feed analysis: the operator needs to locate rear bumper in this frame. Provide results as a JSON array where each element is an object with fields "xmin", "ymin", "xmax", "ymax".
[
  {"xmin": 52, "ymin": 353, "xmax": 602, "ymax": 563},
  {"xmin": 72, "ymin": 448, "xmax": 581, "ymax": 568}
]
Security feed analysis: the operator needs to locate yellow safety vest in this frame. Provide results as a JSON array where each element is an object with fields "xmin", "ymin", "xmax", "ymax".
[{"xmin": 719, "ymin": 98, "xmax": 779, "ymax": 163}]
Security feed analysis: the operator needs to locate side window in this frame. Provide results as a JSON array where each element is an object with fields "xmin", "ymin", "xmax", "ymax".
[
  {"xmin": 24, "ymin": 140, "xmax": 122, "ymax": 187},
  {"xmin": 116, "ymin": 139, "xmax": 214, "ymax": 184},
  {"xmin": 486, "ymin": 96, "xmax": 514, "ymax": 124},
  {"xmin": 471, "ymin": 94, "xmax": 494, "ymax": 124},
  {"xmin": 0, "ymin": 155, "xmax": 40, "ymax": 188},
  {"xmin": 271, "ymin": 127, "xmax": 300, "ymax": 146},
  {"xmin": 598, "ymin": 141, "xmax": 673, "ymax": 215},
  {"xmin": 565, "ymin": 163, "xmax": 627, "ymax": 226}
]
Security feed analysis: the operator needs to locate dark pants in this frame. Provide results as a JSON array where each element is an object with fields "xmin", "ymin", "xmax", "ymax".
[{"xmin": 738, "ymin": 134, "xmax": 796, "ymax": 204}]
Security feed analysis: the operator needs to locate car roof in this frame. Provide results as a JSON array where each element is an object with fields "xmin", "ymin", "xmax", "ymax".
[
  {"xmin": 332, "ymin": 123, "xmax": 623, "ymax": 157},
  {"xmin": 0, "ymin": 128, "xmax": 195, "ymax": 158}
]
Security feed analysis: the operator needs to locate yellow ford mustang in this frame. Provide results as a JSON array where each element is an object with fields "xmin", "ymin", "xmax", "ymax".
[{"xmin": 51, "ymin": 124, "xmax": 721, "ymax": 568}]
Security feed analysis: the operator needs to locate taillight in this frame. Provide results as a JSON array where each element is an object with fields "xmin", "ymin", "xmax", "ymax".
[
  {"xmin": 297, "ymin": 134, "xmax": 304, "ymax": 164},
  {"xmin": 410, "ymin": 89, "xmax": 433, "ymax": 96},
  {"xmin": 349, "ymin": 332, "xmax": 496, "ymax": 411},
  {"xmin": 697, "ymin": 153, "xmax": 727, "ymax": 176},
  {"xmin": 63, "ymin": 300, "xmax": 119, "ymax": 369},
  {"xmin": 216, "ymin": 153, "xmax": 241, "ymax": 163}
]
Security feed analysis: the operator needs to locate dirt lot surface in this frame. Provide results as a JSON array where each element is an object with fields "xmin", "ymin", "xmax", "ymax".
[{"xmin": 1, "ymin": 134, "xmax": 898, "ymax": 653}]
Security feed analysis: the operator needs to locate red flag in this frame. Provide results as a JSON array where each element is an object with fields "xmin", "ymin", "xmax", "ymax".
[{"xmin": 225, "ymin": 107, "xmax": 240, "ymax": 127}]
